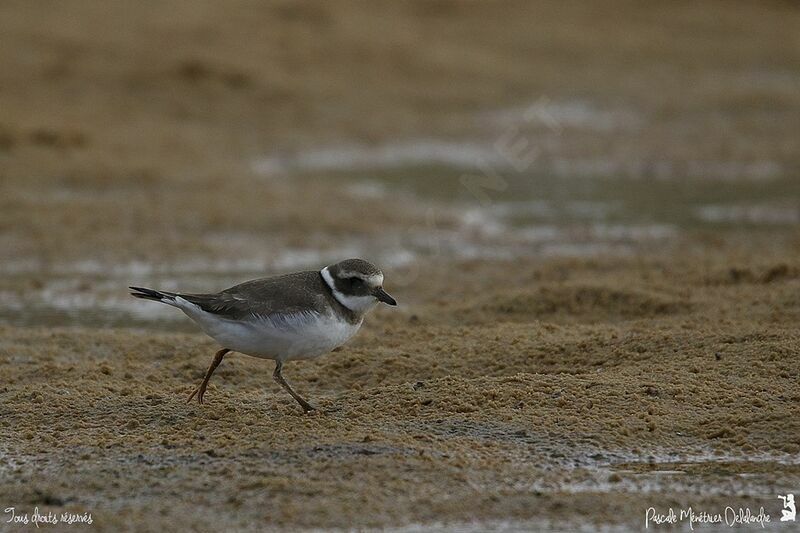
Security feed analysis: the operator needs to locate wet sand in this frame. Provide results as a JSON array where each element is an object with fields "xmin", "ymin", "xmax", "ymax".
[
  {"xmin": 1, "ymin": 1, "xmax": 800, "ymax": 531},
  {"xmin": 2, "ymin": 254, "xmax": 800, "ymax": 530}
]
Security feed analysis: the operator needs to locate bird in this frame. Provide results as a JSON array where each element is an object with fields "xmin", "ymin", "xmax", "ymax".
[{"xmin": 129, "ymin": 258, "xmax": 397, "ymax": 412}]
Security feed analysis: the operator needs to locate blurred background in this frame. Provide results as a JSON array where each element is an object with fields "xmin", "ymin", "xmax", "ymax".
[{"xmin": 1, "ymin": 0, "xmax": 798, "ymax": 329}]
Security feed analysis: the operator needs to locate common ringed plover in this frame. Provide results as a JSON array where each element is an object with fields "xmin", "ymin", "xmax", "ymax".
[{"xmin": 130, "ymin": 259, "xmax": 396, "ymax": 412}]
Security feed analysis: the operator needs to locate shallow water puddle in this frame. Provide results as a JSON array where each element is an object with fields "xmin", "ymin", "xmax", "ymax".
[
  {"xmin": 3, "ymin": 140, "xmax": 797, "ymax": 331},
  {"xmin": 602, "ymin": 460, "xmax": 800, "ymax": 497},
  {"xmin": 615, "ymin": 460, "xmax": 800, "ymax": 476}
]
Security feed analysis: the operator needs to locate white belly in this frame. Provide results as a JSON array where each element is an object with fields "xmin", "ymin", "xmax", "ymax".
[{"xmin": 176, "ymin": 298, "xmax": 362, "ymax": 361}]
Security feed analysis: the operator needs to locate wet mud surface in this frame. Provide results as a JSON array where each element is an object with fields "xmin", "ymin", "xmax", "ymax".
[{"xmin": 2, "ymin": 256, "xmax": 800, "ymax": 530}]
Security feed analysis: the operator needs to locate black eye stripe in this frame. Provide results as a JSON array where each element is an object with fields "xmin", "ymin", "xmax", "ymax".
[{"xmin": 340, "ymin": 276, "xmax": 365, "ymax": 289}]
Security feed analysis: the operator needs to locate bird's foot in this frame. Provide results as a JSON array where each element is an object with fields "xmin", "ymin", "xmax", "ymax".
[{"xmin": 186, "ymin": 383, "xmax": 208, "ymax": 404}]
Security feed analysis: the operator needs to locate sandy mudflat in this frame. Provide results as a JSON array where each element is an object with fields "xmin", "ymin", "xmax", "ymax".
[
  {"xmin": 1, "ymin": 1, "xmax": 799, "ymax": 530},
  {"xmin": 2, "ymin": 254, "xmax": 800, "ymax": 530}
]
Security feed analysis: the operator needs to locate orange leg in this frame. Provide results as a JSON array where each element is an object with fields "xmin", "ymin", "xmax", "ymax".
[
  {"xmin": 273, "ymin": 360, "xmax": 315, "ymax": 413},
  {"xmin": 186, "ymin": 348, "xmax": 231, "ymax": 404}
]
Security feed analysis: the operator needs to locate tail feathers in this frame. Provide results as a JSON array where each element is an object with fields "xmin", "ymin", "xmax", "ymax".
[{"xmin": 129, "ymin": 286, "xmax": 179, "ymax": 303}]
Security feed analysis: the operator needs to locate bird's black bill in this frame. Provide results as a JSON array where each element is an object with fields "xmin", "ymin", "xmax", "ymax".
[{"xmin": 374, "ymin": 287, "xmax": 397, "ymax": 306}]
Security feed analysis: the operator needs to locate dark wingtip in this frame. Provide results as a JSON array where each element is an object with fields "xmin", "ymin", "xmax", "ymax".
[
  {"xmin": 129, "ymin": 286, "xmax": 168, "ymax": 301},
  {"xmin": 130, "ymin": 292, "xmax": 151, "ymax": 299}
]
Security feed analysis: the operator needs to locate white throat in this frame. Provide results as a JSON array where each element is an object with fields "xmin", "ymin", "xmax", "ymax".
[{"xmin": 321, "ymin": 266, "xmax": 378, "ymax": 315}]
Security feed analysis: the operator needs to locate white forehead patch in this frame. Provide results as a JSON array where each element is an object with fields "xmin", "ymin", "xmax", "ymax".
[{"xmin": 339, "ymin": 270, "xmax": 384, "ymax": 287}]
